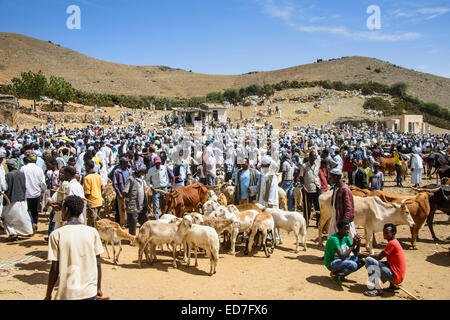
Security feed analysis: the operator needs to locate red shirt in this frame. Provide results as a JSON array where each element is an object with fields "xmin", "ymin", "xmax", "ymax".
[
  {"xmin": 383, "ymin": 239, "xmax": 406, "ymax": 285},
  {"xmin": 319, "ymin": 168, "xmax": 328, "ymax": 191}
]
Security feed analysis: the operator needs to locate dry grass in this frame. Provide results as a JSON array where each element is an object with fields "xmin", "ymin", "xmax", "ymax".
[{"xmin": 1, "ymin": 33, "xmax": 449, "ymax": 109}]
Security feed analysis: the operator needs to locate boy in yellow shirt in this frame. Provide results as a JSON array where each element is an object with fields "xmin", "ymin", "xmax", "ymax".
[{"xmin": 83, "ymin": 160, "xmax": 103, "ymax": 227}]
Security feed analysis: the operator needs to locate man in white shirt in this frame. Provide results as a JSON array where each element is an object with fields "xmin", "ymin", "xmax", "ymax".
[
  {"xmin": 21, "ymin": 153, "xmax": 46, "ymax": 231},
  {"xmin": 146, "ymin": 156, "xmax": 168, "ymax": 219},
  {"xmin": 45, "ymin": 195, "xmax": 104, "ymax": 300},
  {"xmin": 62, "ymin": 166, "xmax": 86, "ymax": 224}
]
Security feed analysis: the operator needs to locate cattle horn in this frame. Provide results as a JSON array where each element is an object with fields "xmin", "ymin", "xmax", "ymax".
[
  {"xmin": 411, "ymin": 187, "xmax": 440, "ymax": 193},
  {"xmin": 152, "ymin": 188, "xmax": 169, "ymax": 195}
]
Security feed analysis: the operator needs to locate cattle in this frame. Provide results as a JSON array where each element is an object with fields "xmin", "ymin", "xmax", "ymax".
[
  {"xmin": 378, "ymin": 157, "xmax": 407, "ymax": 180},
  {"xmin": 412, "ymin": 185, "xmax": 450, "ymax": 241},
  {"xmin": 154, "ymin": 183, "xmax": 208, "ymax": 218},
  {"xmin": 437, "ymin": 165, "xmax": 450, "ymax": 182},
  {"xmin": 317, "ymin": 191, "xmax": 414, "ymax": 254},
  {"xmin": 423, "ymin": 152, "xmax": 449, "ymax": 182},
  {"xmin": 350, "ymin": 186, "xmax": 434, "ymax": 249}
]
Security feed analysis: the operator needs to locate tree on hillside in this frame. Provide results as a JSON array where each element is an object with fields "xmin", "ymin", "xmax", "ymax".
[
  {"xmin": 11, "ymin": 70, "xmax": 47, "ymax": 110},
  {"xmin": 389, "ymin": 82, "xmax": 407, "ymax": 97},
  {"xmin": 223, "ymin": 88, "xmax": 239, "ymax": 104},
  {"xmin": 46, "ymin": 76, "xmax": 75, "ymax": 105}
]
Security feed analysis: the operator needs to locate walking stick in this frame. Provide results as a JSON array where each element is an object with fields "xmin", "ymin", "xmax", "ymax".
[
  {"xmin": 397, "ymin": 285, "xmax": 420, "ymax": 300},
  {"xmin": 50, "ymin": 189, "xmax": 97, "ymax": 205},
  {"xmin": 0, "ymin": 192, "xmax": 11, "ymax": 206},
  {"xmin": 303, "ymin": 189, "xmax": 310, "ymax": 226}
]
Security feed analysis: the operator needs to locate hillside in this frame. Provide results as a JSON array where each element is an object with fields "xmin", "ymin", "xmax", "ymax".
[{"xmin": 1, "ymin": 33, "xmax": 449, "ymax": 108}]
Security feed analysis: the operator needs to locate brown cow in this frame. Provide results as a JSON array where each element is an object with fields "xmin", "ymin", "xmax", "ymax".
[
  {"xmin": 154, "ymin": 183, "xmax": 208, "ymax": 218},
  {"xmin": 350, "ymin": 186, "xmax": 433, "ymax": 249},
  {"xmin": 378, "ymin": 157, "xmax": 407, "ymax": 180}
]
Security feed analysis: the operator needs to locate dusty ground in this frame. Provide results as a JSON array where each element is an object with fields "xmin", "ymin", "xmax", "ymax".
[{"xmin": 1, "ymin": 173, "xmax": 449, "ymax": 300}]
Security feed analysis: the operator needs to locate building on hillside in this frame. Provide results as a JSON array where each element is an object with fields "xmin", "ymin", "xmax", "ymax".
[
  {"xmin": 0, "ymin": 95, "xmax": 19, "ymax": 108},
  {"xmin": 172, "ymin": 103, "xmax": 228, "ymax": 125},
  {"xmin": 384, "ymin": 114, "xmax": 425, "ymax": 134}
]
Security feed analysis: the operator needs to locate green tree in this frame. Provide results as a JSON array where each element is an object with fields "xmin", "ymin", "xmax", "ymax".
[
  {"xmin": 11, "ymin": 70, "xmax": 47, "ymax": 109},
  {"xmin": 46, "ymin": 76, "xmax": 75, "ymax": 105},
  {"xmin": 389, "ymin": 82, "xmax": 407, "ymax": 97}
]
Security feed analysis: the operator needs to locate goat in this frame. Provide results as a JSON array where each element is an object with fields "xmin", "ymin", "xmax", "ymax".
[
  {"xmin": 184, "ymin": 223, "xmax": 220, "ymax": 275},
  {"xmin": 96, "ymin": 219, "xmax": 136, "ymax": 264},
  {"xmin": 136, "ymin": 215, "xmax": 192, "ymax": 268},
  {"xmin": 245, "ymin": 211, "xmax": 275, "ymax": 257},
  {"xmin": 264, "ymin": 208, "xmax": 307, "ymax": 252}
]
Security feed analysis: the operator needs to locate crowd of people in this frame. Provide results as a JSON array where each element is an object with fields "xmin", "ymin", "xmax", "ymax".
[{"xmin": 0, "ymin": 121, "xmax": 448, "ymax": 299}]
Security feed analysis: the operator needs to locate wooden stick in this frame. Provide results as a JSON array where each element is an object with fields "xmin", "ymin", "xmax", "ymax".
[
  {"xmin": 398, "ymin": 285, "xmax": 420, "ymax": 300},
  {"xmin": 50, "ymin": 189, "xmax": 97, "ymax": 204},
  {"xmin": 0, "ymin": 192, "xmax": 11, "ymax": 206}
]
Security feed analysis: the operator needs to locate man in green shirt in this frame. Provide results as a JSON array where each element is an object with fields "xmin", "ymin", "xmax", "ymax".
[{"xmin": 324, "ymin": 220, "xmax": 364, "ymax": 285}]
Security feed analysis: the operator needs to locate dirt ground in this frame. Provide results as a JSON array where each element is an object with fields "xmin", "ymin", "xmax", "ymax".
[{"xmin": 0, "ymin": 173, "xmax": 449, "ymax": 300}]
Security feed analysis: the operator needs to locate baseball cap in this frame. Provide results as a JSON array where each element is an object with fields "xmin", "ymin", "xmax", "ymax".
[{"xmin": 154, "ymin": 156, "xmax": 161, "ymax": 163}]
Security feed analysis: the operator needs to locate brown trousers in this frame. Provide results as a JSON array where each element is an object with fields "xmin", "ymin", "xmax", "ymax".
[{"xmin": 117, "ymin": 196, "xmax": 127, "ymax": 225}]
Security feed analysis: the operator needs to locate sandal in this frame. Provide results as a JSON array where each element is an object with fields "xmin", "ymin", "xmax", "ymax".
[
  {"xmin": 364, "ymin": 289, "xmax": 382, "ymax": 297},
  {"xmin": 6, "ymin": 235, "xmax": 19, "ymax": 242},
  {"xmin": 384, "ymin": 284, "xmax": 400, "ymax": 292},
  {"xmin": 330, "ymin": 272, "xmax": 342, "ymax": 285}
]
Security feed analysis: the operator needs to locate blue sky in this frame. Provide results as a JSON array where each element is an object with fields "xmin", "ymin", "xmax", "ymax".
[{"xmin": 1, "ymin": 0, "xmax": 449, "ymax": 77}]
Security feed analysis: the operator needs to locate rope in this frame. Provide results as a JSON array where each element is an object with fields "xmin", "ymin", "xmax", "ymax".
[{"xmin": 0, "ymin": 251, "xmax": 46, "ymax": 269}]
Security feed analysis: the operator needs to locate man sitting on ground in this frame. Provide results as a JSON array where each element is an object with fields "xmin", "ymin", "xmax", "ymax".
[
  {"xmin": 324, "ymin": 220, "xmax": 364, "ymax": 285},
  {"xmin": 358, "ymin": 223, "xmax": 406, "ymax": 297}
]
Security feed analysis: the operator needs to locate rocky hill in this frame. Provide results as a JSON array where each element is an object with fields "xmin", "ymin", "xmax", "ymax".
[{"xmin": 0, "ymin": 32, "xmax": 449, "ymax": 108}]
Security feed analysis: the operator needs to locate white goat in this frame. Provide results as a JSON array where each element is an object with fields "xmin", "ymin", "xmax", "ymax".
[
  {"xmin": 264, "ymin": 208, "xmax": 307, "ymax": 252},
  {"xmin": 245, "ymin": 211, "xmax": 275, "ymax": 258},
  {"xmin": 136, "ymin": 216, "xmax": 192, "ymax": 268},
  {"xmin": 184, "ymin": 224, "xmax": 220, "ymax": 275}
]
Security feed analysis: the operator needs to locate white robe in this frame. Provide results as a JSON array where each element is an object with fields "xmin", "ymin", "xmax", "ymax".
[
  {"xmin": 2, "ymin": 201, "xmax": 33, "ymax": 236},
  {"xmin": 257, "ymin": 173, "xmax": 279, "ymax": 208}
]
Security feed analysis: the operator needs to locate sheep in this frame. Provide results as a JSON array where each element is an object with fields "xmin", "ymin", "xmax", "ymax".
[
  {"xmin": 217, "ymin": 193, "xmax": 228, "ymax": 206},
  {"xmin": 225, "ymin": 206, "xmax": 260, "ymax": 254},
  {"xmin": 264, "ymin": 208, "xmax": 307, "ymax": 252},
  {"xmin": 245, "ymin": 211, "xmax": 275, "ymax": 258},
  {"xmin": 184, "ymin": 224, "xmax": 220, "ymax": 275},
  {"xmin": 136, "ymin": 215, "xmax": 192, "ymax": 268},
  {"xmin": 192, "ymin": 213, "xmax": 238, "ymax": 249},
  {"xmin": 220, "ymin": 184, "xmax": 235, "ymax": 205},
  {"xmin": 278, "ymin": 187, "xmax": 288, "ymax": 210},
  {"xmin": 202, "ymin": 199, "xmax": 223, "ymax": 216},
  {"xmin": 293, "ymin": 183, "xmax": 303, "ymax": 211},
  {"xmin": 96, "ymin": 219, "xmax": 136, "ymax": 264}
]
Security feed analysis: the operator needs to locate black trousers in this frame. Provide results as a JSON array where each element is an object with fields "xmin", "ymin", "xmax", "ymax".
[
  {"xmin": 302, "ymin": 190, "xmax": 321, "ymax": 225},
  {"xmin": 127, "ymin": 209, "xmax": 149, "ymax": 236},
  {"xmin": 27, "ymin": 197, "xmax": 40, "ymax": 225}
]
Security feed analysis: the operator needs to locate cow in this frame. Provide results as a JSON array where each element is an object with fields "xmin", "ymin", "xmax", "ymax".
[
  {"xmin": 378, "ymin": 157, "xmax": 407, "ymax": 180},
  {"xmin": 412, "ymin": 185, "xmax": 450, "ymax": 241},
  {"xmin": 154, "ymin": 183, "xmax": 209, "ymax": 218},
  {"xmin": 423, "ymin": 152, "xmax": 449, "ymax": 182},
  {"xmin": 317, "ymin": 191, "xmax": 414, "ymax": 254},
  {"xmin": 350, "ymin": 186, "xmax": 434, "ymax": 249},
  {"xmin": 437, "ymin": 165, "xmax": 450, "ymax": 182}
]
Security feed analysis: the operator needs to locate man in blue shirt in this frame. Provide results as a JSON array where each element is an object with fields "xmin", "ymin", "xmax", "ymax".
[{"xmin": 234, "ymin": 158, "xmax": 260, "ymax": 204}]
